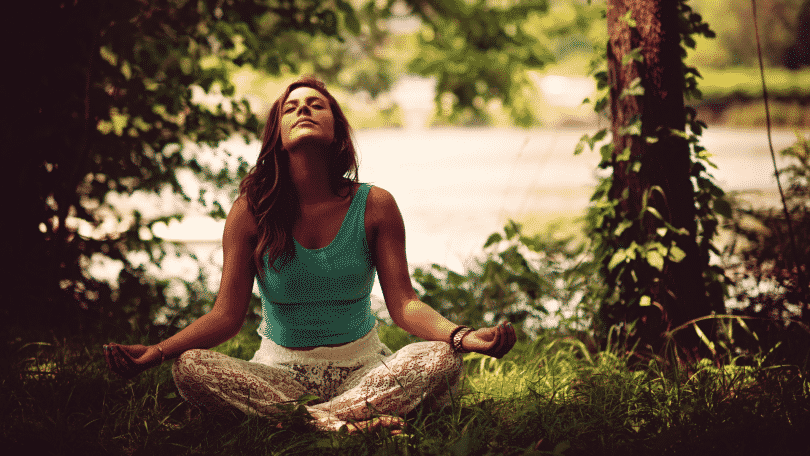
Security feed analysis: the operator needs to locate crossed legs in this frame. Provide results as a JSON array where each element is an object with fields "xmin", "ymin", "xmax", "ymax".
[{"xmin": 171, "ymin": 341, "xmax": 463, "ymax": 431}]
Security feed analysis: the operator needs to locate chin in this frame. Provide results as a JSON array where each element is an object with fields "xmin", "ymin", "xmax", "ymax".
[{"xmin": 284, "ymin": 135, "xmax": 334, "ymax": 152}]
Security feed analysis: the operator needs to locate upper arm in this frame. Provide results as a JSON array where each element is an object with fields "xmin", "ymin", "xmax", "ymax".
[
  {"xmin": 367, "ymin": 187, "xmax": 419, "ymax": 323},
  {"xmin": 211, "ymin": 196, "xmax": 258, "ymax": 331}
]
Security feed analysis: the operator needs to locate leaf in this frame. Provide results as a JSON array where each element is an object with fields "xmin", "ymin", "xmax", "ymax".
[
  {"xmin": 337, "ymin": 0, "xmax": 361, "ymax": 35},
  {"xmin": 622, "ymin": 47, "xmax": 644, "ymax": 66},
  {"xmin": 594, "ymin": 96, "xmax": 609, "ymax": 112},
  {"xmin": 616, "ymin": 146, "xmax": 632, "ymax": 162},
  {"xmin": 646, "ymin": 250, "xmax": 664, "ymax": 271},
  {"xmin": 574, "ymin": 140, "xmax": 585, "ymax": 156},
  {"xmin": 594, "ymin": 71, "xmax": 609, "ymax": 90},
  {"xmin": 668, "ymin": 245, "xmax": 687, "ymax": 263},
  {"xmin": 600, "ymin": 143, "xmax": 615, "ymax": 163},
  {"xmin": 575, "ymin": 129, "xmax": 607, "ymax": 155},
  {"xmin": 618, "ymin": 116, "xmax": 642, "ymax": 136},
  {"xmin": 553, "ymin": 441, "xmax": 571, "ymax": 455},
  {"xmin": 614, "ymin": 219, "xmax": 633, "ymax": 237},
  {"xmin": 504, "ymin": 220, "xmax": 521, "ymax": 240},
  {"xmin": 640, "ymin": 295, "xmax": 651, "ymax": 307},
  {"xmin": 619, "ymin": 9, "xmax": 637, "ymax": 27},
  {"xmin": 297, "ymin": 394, "xmax": 320, "ymax": 404},
  {"xmin": 714, "ymin": 198, "xmax": 732, "ymax": 218},
  {"xmin": 608, "ymin": 249, "xmax": 627, "ymax": 271},
  {"xmin": 484, "ymin": 232, "xmax": 503, "ymax": 248},
  {"xmin": 620, "ymin": 77, "xmax": 645, "ymax": 98}
]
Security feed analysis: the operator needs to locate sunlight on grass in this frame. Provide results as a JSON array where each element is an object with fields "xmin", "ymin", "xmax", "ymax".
[{"xmin": 4, "ymin": 327, "xmax": 809, "ymax": 455}]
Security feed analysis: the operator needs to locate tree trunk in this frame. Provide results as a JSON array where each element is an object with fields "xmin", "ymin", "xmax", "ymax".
[{"xmin": 607, "ymin": 0, "xmax": 713, "ymax": 356}]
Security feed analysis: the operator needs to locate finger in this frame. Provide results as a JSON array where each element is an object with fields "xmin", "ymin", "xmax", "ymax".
[
  {"xmin": 482, "ymin": 325, "xmax": 502, "ymax": 358},
  {"xmin": 505, "ymin": 323, "xmax": 516, "ymax": 352},
  {"xmin": 112, "ymin": 346, "xmax": 134, "ymax": 378},
  {"xmin": 109, "ymin": 346, "xmax": 126, "ymax": 376},
  {"xmin": 495, "ymin": 323, "xmax": 508, "ymax": 357},
  {"xmin": 496, "ymin": 322, "xmax": 513, "ymax": 358},
  {"xmin": 475, "ymin": 326, "xmax": 497, "ymax": 342}
]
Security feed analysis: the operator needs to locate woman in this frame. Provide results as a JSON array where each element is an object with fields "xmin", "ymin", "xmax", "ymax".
[{"xmin": 104, "ymin": 76, "xmax": 516, "ymax": 433}]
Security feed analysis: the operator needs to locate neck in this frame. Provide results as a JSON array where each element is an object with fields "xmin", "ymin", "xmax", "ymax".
[{"xmin": 287, "ymin": 146, "xmax": 335, "ymax": 206}]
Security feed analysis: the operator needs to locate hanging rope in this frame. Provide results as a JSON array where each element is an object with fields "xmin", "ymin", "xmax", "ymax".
[{"xmin": 750, "ymin": 0, "xmax": 807, "ymax": 307}]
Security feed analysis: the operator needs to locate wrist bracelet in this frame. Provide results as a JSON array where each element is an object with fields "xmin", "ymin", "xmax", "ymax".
[
  {"xmin": 450, "ymin": 325, "xmax": 474, "ymax": 353},
  {"xmin": 449, "ymin": 325, "xmax": 469, "ymax": 345},
  {"xmin": 155, "ymin": 345, "xmax": 165, "ymax": 364}
]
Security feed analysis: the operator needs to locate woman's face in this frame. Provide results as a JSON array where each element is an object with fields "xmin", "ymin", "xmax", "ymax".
[{"xmin": 279, "ymin": 86, "xmax": 335, "ymax": 152}]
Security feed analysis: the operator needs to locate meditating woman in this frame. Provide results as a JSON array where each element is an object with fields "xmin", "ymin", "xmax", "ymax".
[{"xmin": 103, "ymin": 75, "xmax": 516, "ymax": 433}]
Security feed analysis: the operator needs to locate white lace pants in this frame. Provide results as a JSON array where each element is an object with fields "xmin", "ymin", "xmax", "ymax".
[{"xmin": 171, "ymin": 328, "xmax": 464, "ymax": 431}]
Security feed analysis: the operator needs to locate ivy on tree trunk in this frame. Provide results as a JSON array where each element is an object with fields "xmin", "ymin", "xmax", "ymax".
[{"xmin": 589, "ymin": 0, "xmax": 725, "ymax": 357}]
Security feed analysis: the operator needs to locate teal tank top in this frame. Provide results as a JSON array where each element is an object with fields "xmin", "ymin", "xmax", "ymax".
[{"xmin": 256, "ymin": 183, "xmax": 377, "ymax": 347}]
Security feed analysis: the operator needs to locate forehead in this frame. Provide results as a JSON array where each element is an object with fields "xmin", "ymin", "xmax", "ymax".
[{"xmin": 284, "ymin": 86, "xmax": 328, "ymax": 104}]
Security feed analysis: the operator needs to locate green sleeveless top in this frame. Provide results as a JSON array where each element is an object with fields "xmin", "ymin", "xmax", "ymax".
[{"xmin": 256, "ymin": 183, "xmax": 377, "ymax": 347}]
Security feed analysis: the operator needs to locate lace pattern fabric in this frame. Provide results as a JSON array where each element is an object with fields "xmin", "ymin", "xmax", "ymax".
[{"xmin": 171, "ymin": 328, "xmax": 463, "ymax": 431}]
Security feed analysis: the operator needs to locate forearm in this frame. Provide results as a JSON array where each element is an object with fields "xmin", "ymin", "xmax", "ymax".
[
  {"xmin": 393, "ymin": 299, "xmax": 459, "ymax": 344},
  {"xmin": 155, "ymin": 311, "xmax": 241, "ymax": 360}
]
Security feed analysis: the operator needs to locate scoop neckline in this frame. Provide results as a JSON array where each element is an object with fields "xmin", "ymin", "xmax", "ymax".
[{"xmin": 293, "ymin": 184, "xmax": 364, "ymax": 252}]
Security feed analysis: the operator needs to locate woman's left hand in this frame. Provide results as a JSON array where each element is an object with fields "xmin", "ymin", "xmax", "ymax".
[
  {"xmin": 103, "ymin": 342, "xmax": 162, "ymax": 380},
  {"xmin": 461, "ymin": 322, "xmax": 517, "ymax": 359}
]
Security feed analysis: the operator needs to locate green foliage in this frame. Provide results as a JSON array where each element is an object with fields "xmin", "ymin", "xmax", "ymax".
[
  {"xmin": 412, "ymin": 220, "xmax": 598, "ymax": 337},
  {"xmin": 687, "ymin": 0, "xmax": 809, "ymax": 69},
  {"xmin": 405, "ymin": 0, "xmax": 556, "ymax": 126},
  {"xmin": 697, "ymin": 67, "xmax": 810, "ymax": 99},
  {"xmin": 577, "ymin": 1, "xmax": 730, "ymax": 348},
  {"xmin": 721, "ymin": 133, "xmax": 810, "ymax": 347},
  {"xmin": 3, "ymin": 0, "xmax": 596, "ymax": 342},
  {"xmin": 4, "ymin": 0, "xmax": 377, "ymax": 338},
  {"xmin": 377, "ymin": 321, "xmax": 423, "ymax": 352}
]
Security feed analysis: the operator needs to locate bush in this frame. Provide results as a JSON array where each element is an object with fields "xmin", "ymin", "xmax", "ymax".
[
  {"xmin": 721, "ymin": 132, "xmax": 810, "ymax": 363},
  {"xmin": 412, "ymin": 220, "xmax": 599, "ymax": 340}
]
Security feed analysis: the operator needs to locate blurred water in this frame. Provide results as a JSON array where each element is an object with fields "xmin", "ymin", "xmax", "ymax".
[
  {"xmin": 168, "ymin": 127, "xmax": 799, "ymax": 267},
  {"xmin": 89, "ymin": 127, "xmax": 803, "ymax": 324}
]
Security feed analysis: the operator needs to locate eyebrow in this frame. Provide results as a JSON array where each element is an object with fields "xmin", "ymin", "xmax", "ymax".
[{"xmin": 283, "ymin": 96, "xmax": 326, "ymax": 107}]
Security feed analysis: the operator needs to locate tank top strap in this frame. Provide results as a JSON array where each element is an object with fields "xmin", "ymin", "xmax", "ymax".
[{"xmin": 344, "ymin": 183, "xmax": 372, "ymax": 248}]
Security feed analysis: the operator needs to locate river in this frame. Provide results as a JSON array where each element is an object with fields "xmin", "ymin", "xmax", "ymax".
[{"xmin": 92, "ymin": 126, "xmax": 805, "ymax": 325}]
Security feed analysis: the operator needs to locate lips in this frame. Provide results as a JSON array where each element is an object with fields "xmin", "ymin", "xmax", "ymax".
[{"xmin": 294, "ymin": 118, "xmax": 317, "ymax": 127}]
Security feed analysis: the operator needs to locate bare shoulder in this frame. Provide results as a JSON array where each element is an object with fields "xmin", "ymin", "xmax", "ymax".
[
  {"xmin": 366, "ymin": 186, "xmax": 402, "ymax": 225},
  {"xmin": 224, "ymin": 196, "xmax": 258, "ymax": 242}
]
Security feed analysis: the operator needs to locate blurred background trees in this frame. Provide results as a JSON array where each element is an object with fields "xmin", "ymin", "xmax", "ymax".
[
  {"xmin": 0, "ymin": 0, "xmax": 559, "ymax": 341},
  {"xmin": 3, "ymin": 0, "xmax": 808, "ymax": 360},
  {"xmin": 1, "ymin": 0, "xmax": 365, "ymax": 338}
]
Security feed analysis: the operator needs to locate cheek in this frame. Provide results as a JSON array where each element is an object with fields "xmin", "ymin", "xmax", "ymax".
[{"xmin": 280, "ymin": 117, "xmax": 294, "ymax": 136}]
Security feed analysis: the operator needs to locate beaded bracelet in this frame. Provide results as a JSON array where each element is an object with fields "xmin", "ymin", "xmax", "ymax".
[{"xmin": 450, "ymin": 325, "xmax": 474, "ymax": 353}]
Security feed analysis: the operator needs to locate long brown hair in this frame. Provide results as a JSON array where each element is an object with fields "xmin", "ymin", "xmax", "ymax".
[{"xmin": 239, "ymin": 75, "xmax": 359, "ymax": 276}]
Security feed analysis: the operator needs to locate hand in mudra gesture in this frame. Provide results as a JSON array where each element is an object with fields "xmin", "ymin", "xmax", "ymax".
[
  {"xmin": 462, "ymin": 321, "xmax": 517, "ymax": 359},
  {"xmin": 103, "ymin": 343, "xmax": 162, "ymax": 380}
]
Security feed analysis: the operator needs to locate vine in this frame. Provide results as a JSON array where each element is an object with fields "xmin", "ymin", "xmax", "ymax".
[{"xmin": 576, "ymin": 1, "xmax": 729, "ymax": 348}]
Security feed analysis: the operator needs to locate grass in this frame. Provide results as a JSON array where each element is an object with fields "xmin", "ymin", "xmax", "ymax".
[
  {"xmin": 3, "ymin": 324, "xmax": 810, "ymax": 456},
  {"xmin": 697, "ymin": 67, "xmax": 810, "ymax": 101}
]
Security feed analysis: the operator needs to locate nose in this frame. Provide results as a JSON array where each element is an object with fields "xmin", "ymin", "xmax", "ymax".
[{"xmin": 296, "ymin": 104, "xmax": 311, "ymax": 116}]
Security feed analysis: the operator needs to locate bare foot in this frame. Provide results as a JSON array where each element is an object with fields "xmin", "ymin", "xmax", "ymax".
[{"xmin": 345, "ymin": 415, "xmax": 405, "ymax": 435}]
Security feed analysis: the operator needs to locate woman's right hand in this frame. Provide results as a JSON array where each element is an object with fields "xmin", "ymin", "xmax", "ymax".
[{"xmin": 103, "ymin": 343, "xmax": 163, "ymax": 380}]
